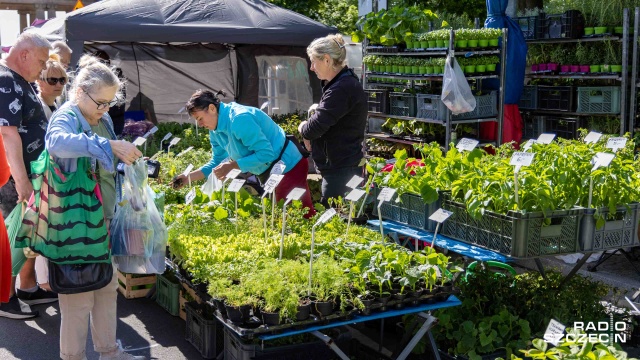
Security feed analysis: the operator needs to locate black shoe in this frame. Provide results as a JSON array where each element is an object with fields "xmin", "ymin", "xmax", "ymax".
[
  {"xmin": 0, "ymin": 297, "xmax": 39, "ymax": 319},
  {"xmin": 16, "ymin": 288, "xmax": 58, "ymax": 305}
]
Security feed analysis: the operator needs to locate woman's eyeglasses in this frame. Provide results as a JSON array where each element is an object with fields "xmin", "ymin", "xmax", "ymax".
[
  {"xmin": 83, "ymin": 89, "xmax": 119, "ymax": 110},
  {"xmin": 42, "ymin": 77, "xmax": 67, "ymax": 86}
]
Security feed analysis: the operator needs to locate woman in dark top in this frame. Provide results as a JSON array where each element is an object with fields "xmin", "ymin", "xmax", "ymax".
[
  {"xmin": 36, "ymin": 54, "xmax": 67, "ymax": 121},
  {"xmin": 298, "ymin": 34, "xmax": 368, "ymax": 207}
]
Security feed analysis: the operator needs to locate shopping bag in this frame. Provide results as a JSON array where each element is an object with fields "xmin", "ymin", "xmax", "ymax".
[
  {"xmin": 201, "ymin": 171, "xmax": 223, "ymax": 198},
  {"xmin": 7, "ymin": 204, "xmax": 27, "ymax": 276},
  {"xmin": 441, "ymin": 54, "xmax": 476, "ymax": 115}
]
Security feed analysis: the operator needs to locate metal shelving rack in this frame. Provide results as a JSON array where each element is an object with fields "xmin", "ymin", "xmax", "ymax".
[
  {"xmin": 363, "ymin": 28, "xmax": 508, "ymax": 151},
  {"xmin": 629, "ymin": 7, "xmax": 639, "ymax": 134},
  {"xmin": 522, "ymin": 8, "xmax": 632, "ymax": 136}
]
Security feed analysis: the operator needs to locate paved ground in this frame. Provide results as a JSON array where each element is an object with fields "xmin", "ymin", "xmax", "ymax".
[{"xmin": 1, "ymin": 251, "xmax": 640, "ymax": 360}]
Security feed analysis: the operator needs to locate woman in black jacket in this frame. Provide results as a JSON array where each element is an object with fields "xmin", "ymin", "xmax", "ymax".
[{"xmin": 298, "ymin": 34, "xmax": 367, "ymax": 207}]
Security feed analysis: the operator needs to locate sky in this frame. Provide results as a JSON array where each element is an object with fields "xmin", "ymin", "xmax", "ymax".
[{"xmin": 0, "ymin": 10, "xmax": 67, "ymax": 46}]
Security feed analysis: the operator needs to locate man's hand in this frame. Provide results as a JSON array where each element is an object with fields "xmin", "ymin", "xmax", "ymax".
[
  {"xmin": 14, "ymin": 178, "xmax": 33, "ymax": 203},
  {"xmin": 298, "ymin": 120, "xmax": 308, "ymax": 134},
  {"xmin": 213, "ymin": 161, "xmax": 239, "ymax": 180}
]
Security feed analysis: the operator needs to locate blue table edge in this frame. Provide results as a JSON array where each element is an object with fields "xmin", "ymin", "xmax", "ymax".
[
  {"xmin": 367, "ymin": 219, "xmax": 511, "ymax": 263},
  {"xmin": 258, "ymin": 295, "xmax": 461, "ymax": 341}
]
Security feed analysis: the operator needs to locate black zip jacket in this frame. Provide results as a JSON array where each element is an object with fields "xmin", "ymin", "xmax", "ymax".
[{"xmin": 300, "ymin": 66, "xmax": 367, "ymax": 172}]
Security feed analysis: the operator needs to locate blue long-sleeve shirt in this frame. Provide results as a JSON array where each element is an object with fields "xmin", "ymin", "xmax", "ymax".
[{"xmin": 199, "ymin": 102, "xmax": 302, "ymax": 177}]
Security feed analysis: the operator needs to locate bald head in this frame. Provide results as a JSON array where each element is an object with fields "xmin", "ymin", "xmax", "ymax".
[
  {"xmin": 51, "ymin": 40, "xmax": 72, "ymax": 69},
  {"xmin": 5, "ymin": 32, "xmax": 51, "ymax": 82}
]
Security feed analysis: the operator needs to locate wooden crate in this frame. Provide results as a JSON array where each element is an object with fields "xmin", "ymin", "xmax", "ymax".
[
  {"xmin": 181, "ymin": 281, "xmax": 203, "ymax": 304},
  {"xmin": 179, "ymin": 290, "xmax": 187, "ymax": 321},
  {"xmin": 117, "ymin": 271, "xmax": 156, "ymax": 299}
]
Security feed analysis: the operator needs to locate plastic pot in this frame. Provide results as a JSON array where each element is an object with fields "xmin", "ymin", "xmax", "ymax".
[
  {"xmin": 468, "ymin": 39, "xmax": 479, "ymax": 47},
  {"xmin": 601, "ymin": 64, "xmax": 611, "ymax": 72},
  {"xmin": 547, "ymin": 63, "xmax": 559, "ymax": 72},
  {"xmin": 584, "ymin": 27, "xmax": 595, "ymax": 35},
  {"xmin": 385, "ymin": 65, "xmax": 392, "ymax": 72},
  {"xmin": 436, "ymin": 40, "xmax": 446, "ymax": 48},
  {"xmin": 531, "ymin": 64, "xmax": 539, "ymax": 72},
  {"xmin": 560, "ymin": 65, "xmax": 570, "ymax": 72},
  {"xmin": 393, "ymin": 293, "xmax": 408, "ymax": 309},
  {"xmin": 594, "ymin": 26, "xmax": 608, "ymax": 34},
  {"xmin": 419, "ymin": 66, "xmax": 427, "ymax": 74},
  {"xmin": 570, "ymin": 65, "xmax": 580, "ymax": 72},
  {"xmin": 434, "ymin": 66, "xmax": 443, "ymax": 74},
  {"xmin": 425, "ymin": 66, "xmax": 434, "ymax": 74},
  {"xmin": 611, "ymin": 64, "xmax": 622, "ymax": 72},
  {"xmin": 476, "ymin": 64, "xmax": 487, "ymax": 73},
  {"xmin": 411, "ymin": 65, "xmax": 419, "ymax": 74},
  {"xmin": 213, "ymin": 298, "xmax": 226, "ymax": 316},
  {"xmin": 590, "ymin": 64, "xmax": 601, "ymax": 72},
  {"xmin": 479, "ymin": 39, "xmax": 489, "ymax": 47},
  {"xmin": 489, "ymin": 38, "xmax": 499, "ymax": 46},
  {"xmin": 313, "ymin": 301, "xmax": 333, "ymax": 316},
  {"xmin": 457, "ymin": 40, "xmax": 468, "ymax": 48},
  {"xmin": 296, "ymin": 301, "xmax": 311, "ymax": 321},
  {"xmin": 405, "ymin": 41, "xmax": 414, "ymax": 49},
  {"xmin": 262, "ymin": 311, "xmax": 280, "ymax": 326},
  {"xmin": 225, "ymin": 304, "xmax": 243, "ymax": 323},
  {"xmin": 579, "ymin": 65, "xmax": 590, "ymax": 72},
  {"xmin": 398, "ymin": 65, "xmax": 405, "ymax": 73},
  {"xmin": 391, "ymin": 65, "xmax": 398, "ymax": 73},
  {"xmin": 614, "ymin": 26, "xmax": 624, "ymax": 34},
  {"xmin": 486, "ymin": 64, "xmax": 497, "ymax": 72},
  {"xmin": 425, "ymin": 41, "xmax": 434, "ymax": 48},
  {"xmin": 538, "ymin": 63, "xmax": 548, "ymax": 71},
  {"xmin": 239, "ymin": 304, "xmax": 252, "ymax": 322}
]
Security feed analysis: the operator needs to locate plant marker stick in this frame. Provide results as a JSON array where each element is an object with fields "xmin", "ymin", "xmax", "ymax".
[
  {"xmin": 279, "ymin": 198, "xmax": 293, "ymax": 260},
  {"xmin": 588, "ymin": 177, "xmax": 593, "ymax": 209},
  {"xmin": 430, "ymin": 223, "xmax": 441, "ymax": 249},
  {"xmin": 357, "ymin": 173, "xmax": 378, "ymax": 217},
  {"xmin": 625, "ymin": 297, "xmax": 640, "ymax": 314},
  {"xmin": 271, "ymin": 191, "xmax": 276, "ymax": 228},
  {"xmin": 378, "ymin": 200, "xmax": 384, "ymax": 243},
  {"xmin": 261, "ymin": 193, "xmax": 268, "ymax": 241},
  {"xmin": 514, "ymin": 170, "xmax": 519, "ymax": 210},
  {"xmin": 344, "ymin": 188, "xmax": 365, "ymax": 238},
  {"xmin": 309, "ymin": 225, "xmax": 317, "ymax": 296},
  {"xmin": 235, "ymin": 191, "xmax": 238, "ymax": 234},
  {"xmin": 346, "ymin": 201, "xmax": 354, "ymax": 237}
]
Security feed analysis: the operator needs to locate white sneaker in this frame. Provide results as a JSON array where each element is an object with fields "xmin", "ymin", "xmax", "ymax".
[{"xmin": 98, "ymin": 342, "xmax": 145, "ymax": 360}]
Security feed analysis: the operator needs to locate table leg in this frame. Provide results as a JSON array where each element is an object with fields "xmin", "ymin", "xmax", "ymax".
[
  {"xmin": 558, "ymin": 252, "xmax": 592, "ymax": 290},
  {"xmin": 396, "ymin": 312, "xmax": 438, "ymax": 360},
  {"xmin": 309, "ymin": 331, "xmax": 350, "ymax": 360},
  {"xmin": 534, "ymin": 258, "xmax": 546, "ymax": 278}
]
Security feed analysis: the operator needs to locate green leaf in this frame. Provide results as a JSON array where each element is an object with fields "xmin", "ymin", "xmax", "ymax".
[{"xmin": 213, "ymin": 207, "xmax": 229, "ymax": 221}]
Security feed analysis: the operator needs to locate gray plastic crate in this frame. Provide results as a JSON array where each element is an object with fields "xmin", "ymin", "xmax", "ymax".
[
  {"xmin": 440, "ymin": 193, "xmax": 581, "ymax": 258},
  {"xmin": 373, "ymin": 188, "xmax": 441, "ymax": 232},
  {"xmin": 579, "ymin": 204, "xmax": 640, "ymax": 252},
  {"xmin": 185, "ymin": 301, "xmax": 223, "ymax": 359},
  {"xmin": 523, "ymin": 115, "xmax": 544, "ymax": 139},
  {"xmin": 452, "ymin": 91, "xmax": 498, "ymax": 120},
  {"xmin": 365, "ymin": 89, "xmax": 389, "ymax": 114},
  {"xmin": 389, "ymin": 92, "xmax": 417, "ymax": 117},
  {"xmin": 368, "ymin": 117, "xmax": 387, "ymax": 133},
  {"xmin": 519, "ymin": 85, "xmax": 538, "ymax": 110},
  {"xmin": 416, "ymin": 93, "xmax": 447, "ymax": 121},
  {"xmin": 576, "ymin": 86, "xmax": 621, "ymax": 114},
  {"xmin": 224, "ymin": 328, "xmax": 341, "ymax": 360},
  {"xmin": 156, "ymin": 273, "xmax": 180, "ymax": 316}
]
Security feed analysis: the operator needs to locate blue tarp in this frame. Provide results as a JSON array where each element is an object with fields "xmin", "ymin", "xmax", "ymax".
[{"xmin": 484, "ymin": 0, "xmax": 528, "ymax": 104}]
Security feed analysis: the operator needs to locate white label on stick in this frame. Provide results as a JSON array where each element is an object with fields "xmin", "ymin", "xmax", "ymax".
[
  {"xmin": 377, "ymin": 188, "xmax": 396, "ymax": 202},
  {"xmin": 169, "ymin": 137, "xmax": 181, "ymax": 146},
  {"xmin": 143, "ymin": 126, "xmax": 158, "ymax": 138},
  {"xmin": 456, "ymin": 138, "xmax": 479, "ymax": 151},
  {"xmin": 185, "ymin": 188, "xmax": 196, "ymax": 205},
  {"xmin": 286, "ymin": 187, "xmax": 306, "ymax": 201},
  {"xmin": 428, "ymin": 208, "xmax": 454, "ymax": 223},
  {"xmin": 536, "ymin": 133, "xmax": 556, "ymax": 144},
  {"xmin": 591, "ymin": 152, "xmax": 615, "ymax": 171},
  {"xmin": 270, "ymin": 161, "xmax": 286, "ymax": 175},
  {"xmin": 522, "ymin": 139, "xmax": 536, "ymax": 151},
  {"xmin": 317, "ymin": 208, "xmax": 337, "ymax": 225},
  {"xmin": 263, "ymin": 174, "xmax": 284, "ymax": 193},
  {"xmin": 606, "ymin": 137, "xmax": 627, "ymax": 151},
  {"xmin": 162, "ymin": 132, "xmax": 173, "ymax": 142},
  {"xmin": 345, "ymin": 188, "xmax": 366, "ymax": 202},
  {"xmin": 177, "ymin": 146, "xmax": 194, "ymax": 157},
  {"xmin": 584, "ymin": 131, "xmax": 602, "ymax": 144},
  {"xmin": 346, "ymin": 175, "xmax": 364, "ymax": 189},
  {"xmin": 509, "ymin": 152, "xmax": 535, "ymax": 167},
  {"xmin": 227, "ymin": 179, "xmax": 246, "ymax": 193},
  {"xmin": 543, "ymin": 319, "xmax": 566, "ymax": 346},
  {"xmin": 225, "ymin": 168, "xmax": 242, "ymax": 180},
  {"xmin": 182, "ymin": 164, "xmax": 194, "ymax": 177},
  {"xmin": 133, "ymin": 137, "xmax": 147, "ymax": 146}
]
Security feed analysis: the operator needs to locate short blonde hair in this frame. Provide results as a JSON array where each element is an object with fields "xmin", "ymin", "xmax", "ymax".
[
  {"xmin": 36, "ymin": 54, "xmax": 68, "ymax": 92},
  {"xmin": 307, "ymin": 34, "xmax": 347, "ymax": 70}
]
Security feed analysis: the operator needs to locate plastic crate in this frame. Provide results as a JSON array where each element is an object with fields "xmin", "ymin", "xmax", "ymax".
[
  {"xmin": 416, "ymin": 93, "xmax": 447, "ymax": 121},
  {"xmin": 439, "ymin": 349, "xmax": 506, "ymax": 360},
  {"xmin": 579, "ymin": 204, "xmax": 640, "ymax": 252},
  {"xmin": 519, "ymin": 85, "xmax": 538, "ymax": 110},
  {"xmin": 224, "ymin": 328, "xmax": 346, "ymax": 360},
  {"xmin": 156, "ymin": 273, "xmax": 181, "ymax": 316},
  {"xmin": 368, "ymin": 117, "xmax": 387, "ymax": 133},
  {"xmin": 452, "ymin": 91, "xmax": 498, "ymax": 120},
  {"xmin": 537, "ymin": 86, "xmax": 575, "ymax": 112},
  {"xmin": 523, "ymin": 115, "xmax": 544, "ymax": 139},
  {"xmin": 373, "ymin": 188, "xmax": 441, "ymax": 232},
  {"xmin": 515, "ymin": 15, "xmax": 540, "ymax": 40},
  {"xmin": 365, "ymin": 89, "xmax": 389, "ymax": 114},
  {"xmin": 185, "ymin": 301, "xmax": 223, "ymax": 359},
  {"xmin": 544, "ymin": 117, "xmax": 579, "ymax": 140},
  {"xmin": 576, "ymin": 86, "xmax": 621, "ymax": 114},
  {"xmin": 538, "ymin": 11, "xmax": 584, "ymax": 39},
  {"xmin": 389, "ymin": 92, "xmax": 417, "ymax": 117},
  {"xmin": 440, "ymin": 193, "xmax": 582, "ymax": 258}
]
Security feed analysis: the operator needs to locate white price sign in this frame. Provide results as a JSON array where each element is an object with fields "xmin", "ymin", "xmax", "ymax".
[
  {"xmin": 522, "ymin": 139, "xmax": 536, "ymax": 151},
  {"xmin": 270, "ymin": 161, "xmax": 286, "ymax": 175},
  {"xmin": 317, "ymin": 208, "xmax": 337, "ymax": 225},
  {"xmin": 584, "ymin": 131, "xmax": 602, "ymax": 144},
  {"xmin": 456, "ymin": 138, "xmax": 479, "ymax": 151},
  {"xmin": 345, "ymin": 188, "xmax": 366, "ymax": 202},
  {"xmin": 225, "ymin": 168, "xmax": 242, "ymax": 180},
  {"xmin": 606, "ymin": 137, "xmax": 627, "ymax": 151},
  {"xmin": 227, "ymin": 179, "xmax": 246, "ymax": 193},
  {"xmin": 509, "ymin": 152, "xmax": 535, "ymax": 167},
  {"xmin": 263, "ymin": 174, "xmax": 284, "ymax": 193},
  {"xmin": 377, "ymin": 188, "xmax": 396, "ymax": 202},
  {"xmin": 182, "ymin": 164, "xmax": 194, "ymax": 177},
  {"xmin": 177, "ymin": 146, "xmax": 194, "ymax": 157},
  {"xmin": 161, "ymin": 132, "xmax": 173, "ymax": 142},
  {"xmin": 185, "ymin": 188, "xmax": 196, "ymax": 205},
  {"xmin": 169, "ymin": 137, "xmax": 181, "ymax": 146},
  {"xmin": 346, "ymin": 175, "xmax": 364, "ymax": 189},
  {"xmin": 428, "ymin": 208, "xmax": 453, "ymax": 223},
  {"xmin": 286, "ymin": 187, "xmax": 306, "ymax": 201},
  {"xmin": 536, "ymin": 133, "xmax": 556, "ymax": 144},
  {"xmin": 591, "ymin": 152, "xmax": 615, "ymax": 171},
  {"xmin": 132, "ymin": 137, "xmax": 147, "ymax": 146},
  {"xmin": 143, "ymin": 126, "xmax": 158, "ymax": 138},
  {"xmin": 543, "ymin": 319, "xmax": 566, "ymax": 346}
]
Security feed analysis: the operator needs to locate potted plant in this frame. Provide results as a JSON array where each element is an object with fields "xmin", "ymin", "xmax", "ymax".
[
  {"xmin": 488, "ymin": 28, "xmax": 501, "ymax": 47},
  {"xmin": 588, "ymin": 47, "xmax": 603, "ymax": 73},
  {"xmin": 409, "ymin": 58, "xmax": 420, "ymax": 74},
  {"xmin": 486, "ymin": 56, "xmax": 500, "ymax": 72},
  {"xmin": 421, "ymin": 32, "xmax": 432, "ymax": 49},
  {"xmin": 310, "ymin": 255, "xmax": 347, "ymax": 317},
  {"xmin": 575, "ymin": 42, "xmax": 590, "ymax": 72},
  {"xmin": 467, "ymin": 29, "xmax": 479, "ymax": 48},
  {"xmin": 604, "ymin": 40, "xmax": 622, "ymax": 73},
  {"xmin": 433, "ymin": 57, "xmax": 445, "ymax": 74},
  {"xmin": 476, "ymin": 57, "xmax": 487, "ymax": 73},
  {"xmin": 435, "ymin": 29, "xmax": 449, "ymax": 48},
  {"xmin": 419, "ymin": 58, "xmax": 429, "ymax": 74},
  {"xmin": 456, "ymin": 28, "xmax": 469, "ymax": 48}
]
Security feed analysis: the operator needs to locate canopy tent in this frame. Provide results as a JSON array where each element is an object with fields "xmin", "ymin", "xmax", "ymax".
[
  {"xmin": 30, "ymin": 0, "xmax": 335, "ymax": 122},
  {"xmin": 480, "ymin": 0, "xmax": 528, "ymax": 144}
]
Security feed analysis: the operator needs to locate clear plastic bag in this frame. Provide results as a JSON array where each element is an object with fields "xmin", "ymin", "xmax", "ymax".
[
  {"xmin": 201, "ymin": 171, "xmax": 223, "ymax": 198},
  {"xmin": 441, "ymin": 54, "xmax": 476, "ymax": 115},
  {"xmin": 111, "ymin": 160, "xmax": 167, "ymax": 274}
]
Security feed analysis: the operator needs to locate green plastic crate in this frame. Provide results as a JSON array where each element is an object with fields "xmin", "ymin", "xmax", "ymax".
[
  {"xmin": 576, "ymin": 86, "xmax": 621, "ymax": 114},
  {"xmin": 156, "ymin": 273, "xmax": 180, "ymax": 316},
  {"xmin": 579, "ymin": 204, "xmax": 640, "ymax": 252},
  {"xmin": 373, "ymin": 188, "xmax": 441, "ymax": 232}
]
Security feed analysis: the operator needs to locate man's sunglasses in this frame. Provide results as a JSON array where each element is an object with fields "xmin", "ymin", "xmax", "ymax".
[{"xmin": 42, "ymin": 77, "xmax": 67, "ymax": 86}]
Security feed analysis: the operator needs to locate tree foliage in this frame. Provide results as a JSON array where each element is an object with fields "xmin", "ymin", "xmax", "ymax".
[{"xmin": 266, "ymin": 0, "xmax": 360, "ymax": 34}]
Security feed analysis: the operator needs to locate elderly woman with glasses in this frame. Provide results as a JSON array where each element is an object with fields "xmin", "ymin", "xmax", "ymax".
[{"xmin": 45, "ymin": 54, "xmax": 144, "ymax": 360}]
